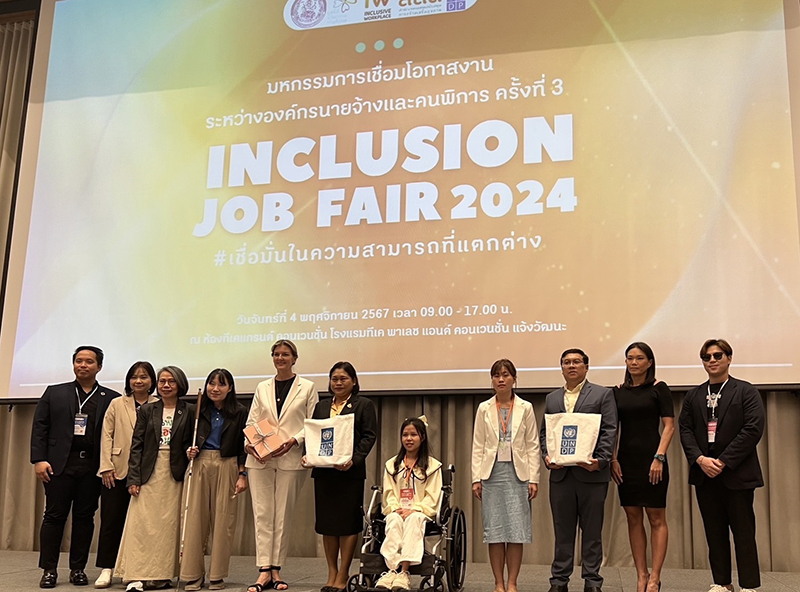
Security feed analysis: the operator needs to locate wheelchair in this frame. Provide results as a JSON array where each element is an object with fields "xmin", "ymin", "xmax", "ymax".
[{"xmin": 348, "ymin": 464, "xmax": 467, "ymax": 592}]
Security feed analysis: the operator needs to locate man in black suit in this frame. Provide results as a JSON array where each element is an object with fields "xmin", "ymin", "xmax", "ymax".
[
  {"xmin": 30, "ymin": 346, "xmax": 121, "ymax": 588},
  {"xmin": 540, "ymin": 349, "xmax": 618, "ymax": 592},
  {"xmin": 680, "ymin": 339, "xmax": 764, "ymax": 592}
]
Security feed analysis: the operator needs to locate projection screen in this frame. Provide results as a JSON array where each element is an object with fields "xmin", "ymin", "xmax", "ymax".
[{"xmin": 2, "ymin": 0, "xmax": 800, "ymax": 398}]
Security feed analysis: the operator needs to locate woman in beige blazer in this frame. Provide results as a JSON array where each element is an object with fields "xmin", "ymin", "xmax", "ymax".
[
  {"xmin": 245, "ymin": 340, "xmax": 318, "ymax": 592},
  {"xmin": 94, "ymin": 361, "xmax": 158, "ymax": 588},
  {"xmin": 471, "ymin": 359, "xmax": 541, "ymax": 592}
]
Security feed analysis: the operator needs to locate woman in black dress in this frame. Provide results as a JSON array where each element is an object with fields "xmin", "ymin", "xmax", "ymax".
[
  {"xmin": 611, "ymin": 343, "xmax": 675, "ymax": 592},
  {"xmin": 308, "ymin": 362, "xmax": 377, "ymax": 592}
]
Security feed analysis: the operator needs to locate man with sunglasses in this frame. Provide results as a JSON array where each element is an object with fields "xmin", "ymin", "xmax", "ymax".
[{"xmin": 679, "ymin": 339, "xmax": 765, "ymax": 592}]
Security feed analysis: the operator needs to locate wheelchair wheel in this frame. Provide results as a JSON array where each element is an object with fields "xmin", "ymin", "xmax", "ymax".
[
  {"xmin": 445, "ymin": 507, "xmax": 467, "ymax": 592},
  {"xmin": 348, "ymin": 574, "xmax": 373, "ymax": 592},
  {"xmin": 420, "ymin": 576, "xmax": 444, "ymax": 592}
]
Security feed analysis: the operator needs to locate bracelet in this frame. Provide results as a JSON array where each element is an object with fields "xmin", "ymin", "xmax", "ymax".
[
  {"xmin": 239, "ymin": 471, "xmax": 247, "ymax": 477},
  {"xmin": 610, "ymin": 459, "xmax": 619, "ymax": 464}
]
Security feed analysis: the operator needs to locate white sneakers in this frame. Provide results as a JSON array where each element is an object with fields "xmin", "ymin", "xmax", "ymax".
[
  {"xmin": 125, "ymin": 583, "xmax": 144, "ymax": 592},
  {"xmin": 375, "ymin": 571, "xmax": 397, "ymax": 590},
  {"xmin": 391, "ymin": 572, "xmax": 411, "ymax": 591},
  {"xmin": 374, "ymin": 570, "xmax": 410, "ymax": 591},
  {"xmin": 707, "ymin": 586, "xmax": 758, "ymax": 592},
  {"xmin": 94, "ymin": 569, "xmax": 113, "ymax": 589}
]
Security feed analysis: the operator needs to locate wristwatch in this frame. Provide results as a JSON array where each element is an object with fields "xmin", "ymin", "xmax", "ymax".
[{"xmin": 653, "ymin": 454, "xmax": 666, "ymax": 463}]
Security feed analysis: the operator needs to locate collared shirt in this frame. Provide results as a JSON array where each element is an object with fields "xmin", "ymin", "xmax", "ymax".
[
  {"xmin": 330, "ymin": 395, "xmax": 352, "ymax": 417},
  {"xmin": 202, "ymin": 407, "xmax": 224, "ymax": 450},
  {"xmin": 564, "ymin": 379, "xmax": 587, "ymax": 413}
]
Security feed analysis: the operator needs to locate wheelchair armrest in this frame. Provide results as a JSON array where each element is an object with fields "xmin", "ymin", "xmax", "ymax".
[{"xmin": 371, "ymin": 485, "xmax": 381, "ymax": 491}]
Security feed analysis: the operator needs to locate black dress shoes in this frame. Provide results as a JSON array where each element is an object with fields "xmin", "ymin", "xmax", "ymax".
[
  {"xmin": 40, "ymin": 570, "xmax": 58, "ymax": 588},
  {"xmin": 69, "ymin": 570, "xmax": 89, "ymax": 586},
  {"xmin": 548, "ymin": 585, "xmax": 568, "ymax": 592},
  {"xmin": 584, "ymin": 586, "xmax": 602, "ymax": 592}
]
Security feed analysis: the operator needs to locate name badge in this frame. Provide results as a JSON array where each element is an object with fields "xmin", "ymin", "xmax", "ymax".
[
  {"xmin": 497, "ymin": 439, "xmax": 512, "ymax": 462},
  {"xmin": 400, "ymin": 487, "xmax": 414, "ymax": 509},
  {"xmin": 74, "ymin": 413, "xmax": 88, "ymax": 436},
  {"xmin": 707, "ymin": 420, "xmax": 718, "ymax": 443}
]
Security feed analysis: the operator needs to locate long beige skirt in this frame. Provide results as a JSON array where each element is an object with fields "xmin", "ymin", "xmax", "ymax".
[{"xmin": 115, "ymin": 449, "xmax": 183, "ymax": 581}]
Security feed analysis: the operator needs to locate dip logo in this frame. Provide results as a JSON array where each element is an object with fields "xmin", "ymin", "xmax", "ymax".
[{"xmin": 447, "ymin": 0, "xmax": 466, "ymax": 11}]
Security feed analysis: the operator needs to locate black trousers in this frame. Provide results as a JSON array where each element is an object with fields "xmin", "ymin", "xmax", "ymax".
[
  {"xmin": 695, "ymin": 478, "xmax": 760, "ymax": 589},
  {"xmin": 96, "ymin": 477, "xmax": 130, "ymax": 568},
  {"xmin": 39, "ymin": 456, "xmax": 101, "ymax": 570},
  {"xmin": 549, "ymin": 470, "xmax": 609, "ymax": 587}
]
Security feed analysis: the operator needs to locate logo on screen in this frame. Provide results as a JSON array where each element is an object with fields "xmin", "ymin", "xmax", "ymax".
[
  {"xmin": 447, "ymin": 0, "xmax": 466, "ymax": 11},
  {"xmin": 320, "ymin": 427, "xmax": 335, "ymax": 456},
  {"xmin": 291, "ymin": 0, "xmax": 327, "ymax": 29},
  {"xmin": 561, "ymin": 425, "xmax": 577, "ymax": 455}
]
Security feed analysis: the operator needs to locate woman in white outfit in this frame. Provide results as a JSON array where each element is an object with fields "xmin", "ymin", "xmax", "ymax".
[
  {"xmin": 374, "ymin": 417, "xmax": 442, "ymax": 592},
  {"xmin": 245, "ymin": 340, "xmax": 318, "ymax": 592},
  {"xmin": 471, "ymin": 359, "xmax": 541, "ymax": 592}
]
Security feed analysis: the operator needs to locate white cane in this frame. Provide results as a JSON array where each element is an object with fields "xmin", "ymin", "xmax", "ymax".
[{"xmin": 179, "ymin": 388, "xmax": 204, "ymax": 574}]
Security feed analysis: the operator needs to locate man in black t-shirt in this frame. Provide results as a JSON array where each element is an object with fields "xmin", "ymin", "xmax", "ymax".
[
  {"xmin": 30, "ymin": 346, "xmax": 121, "ymax": 588},
  {"xmin": 679, "ymin": 339, "xmax": 765, "ymax": 592}
]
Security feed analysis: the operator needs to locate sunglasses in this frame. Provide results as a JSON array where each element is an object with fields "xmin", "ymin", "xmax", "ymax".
[{"xmin": 700, "ymin": 352, "xmax": 726, "ymax": 362}]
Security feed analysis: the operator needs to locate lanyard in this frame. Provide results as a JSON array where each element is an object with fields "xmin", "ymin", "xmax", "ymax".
[
  {"xmin": 402, "ymin": 456, "xmax": 418, "ymax": 486},
  {"xmin": 75, "ymin": 384, "xmax": 98, "ymax": 414},
  {"xmin": 706, "ymin": 379, "xmax": 728, "ymax": 419},
  {"xmin": 496, "ymin": 397, "xmax": 514, "ymax": 439}
]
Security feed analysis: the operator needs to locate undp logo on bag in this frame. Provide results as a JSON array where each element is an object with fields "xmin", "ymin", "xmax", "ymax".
[
  {"xmin": 561, "ymin": 425, "xmax": 578, "ymax": 455},
  {"xmin": 320, "ymin": 427, "xmax": 335, "ymax": 456}
]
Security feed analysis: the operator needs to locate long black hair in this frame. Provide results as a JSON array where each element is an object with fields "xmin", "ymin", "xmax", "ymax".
[
  {"xmin": 623, "ymin": 342, "xmax": 657, "ymax": 386},
  {"xmin": 201, "ymin": 368, "xmax": 239, "ymax": 417},
  {"xmin": 390, "ymin": 417, "xmax": 431, "ymax": 481}
]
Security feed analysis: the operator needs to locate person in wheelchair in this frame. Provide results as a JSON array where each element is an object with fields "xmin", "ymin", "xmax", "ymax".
[{"xmin": 375, "ymin": 417, "xmax": 443, "ymax": 591}]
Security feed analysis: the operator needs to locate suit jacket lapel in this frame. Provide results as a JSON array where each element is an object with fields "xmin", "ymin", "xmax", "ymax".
[
  {"xmin": 573, "ymin": 383, "xmax": 590, "ymax": 412},
  {"xmin": 553, "ymin": 388, "xmax": 567, "ymax": 413},
  {"xmin": 265, "ymin": 378, "xmax": 279, "ymax": 423},
  {"xmin": 281, "ymin": 377, "xmax": 301, "ymax": 417},
  {"xmin": 124, "ymin": 395, "xmax": 137, "ymax": 430},
  {"xmin": 152, "ymin": 401, "xmax": 164, "ymax": 447},
  {"xmin": 510, "ymin": 397, "xmax": 524, "ymax": 441},
  {"xmin": 68, "ymin": 382, "xmax": 78, "ymax": 417},
  {"xmin": 696, "ymin": 383, "xmax": 710, "ymax": 427},
  {"xmin": 715, "ymin": 379, "xmax": 735, "ymax": 425},
  {"xmin": 339, "ymin": 394, "xmax": 357, "ymax": 415}
]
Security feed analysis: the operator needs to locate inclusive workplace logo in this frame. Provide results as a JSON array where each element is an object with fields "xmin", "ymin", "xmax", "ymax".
[{"xmin": 285, "ymin": 0, "xmax": 477, "ymax": 30}]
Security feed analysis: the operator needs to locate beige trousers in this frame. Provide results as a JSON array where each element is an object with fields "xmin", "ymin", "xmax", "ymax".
[
  {"xmin": 249, "ymin": 466, "xmax": 306, "ymax": 567},
  {"xmin": 180, "ymin": 451, "xmax": 239, "ymax": 581},
  {"xmin": 380, "ymin": 512, "xmax": 428, "ymax": 570}
]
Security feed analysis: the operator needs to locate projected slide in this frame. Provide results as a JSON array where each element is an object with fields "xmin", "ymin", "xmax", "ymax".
[{"xmin": 2, "ymin": 0, "xmax": 800, "ymax": 397}]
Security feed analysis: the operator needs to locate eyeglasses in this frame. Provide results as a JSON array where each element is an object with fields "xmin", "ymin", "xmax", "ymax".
[
  {"xmin": 158, "ymin": 379, "xmax": 177, "ymax": 386},
  {"xmin": 700, "ymin": 352, "xmax": 726, "ymax": 362},
  {"xmin": 561, "ymin": 359, "xmax": 585, "ymax": 367},
  {"xmin": 330, "ymin": 377, "xmax": 352, "ymax": 384}
]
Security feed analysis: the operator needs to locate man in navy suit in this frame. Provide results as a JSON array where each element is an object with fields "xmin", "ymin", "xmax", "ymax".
[
  {"xmin": 30, "ymin": 346, "xmax": 121, "ymax": 588},
  {"xmin": 680, "ymin": 339, "xmax": 765, "ymax": 592},
  {"xmin": 540, "ymin": 348, "xmax": 617, "ymax": 592}
]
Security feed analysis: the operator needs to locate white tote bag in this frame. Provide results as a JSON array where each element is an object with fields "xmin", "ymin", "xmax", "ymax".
[
  {"xmin": 304, "ymin": 414, "xmax": 355, "ymax": 467},
  {"xmin": 545, "ymin": 413, "xmax": 601, "ymax": 466}
]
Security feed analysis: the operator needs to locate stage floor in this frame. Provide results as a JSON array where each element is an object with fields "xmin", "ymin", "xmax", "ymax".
[{"xmin": 1, "ymin": 552, "xmax": 798, "ymax": 592}]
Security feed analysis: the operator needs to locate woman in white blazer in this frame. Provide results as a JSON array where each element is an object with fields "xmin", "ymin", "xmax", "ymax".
[
  {"xmin": 471, "ymin": 359, "xmax": 541, "ymax": 592},
  {"xmin": 245, "ymin": 340, "xmax": 318, "ymax": 592},
  {"xmin": 94, "ymin": 361, "xmax": 158, "ymax": 588}
]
